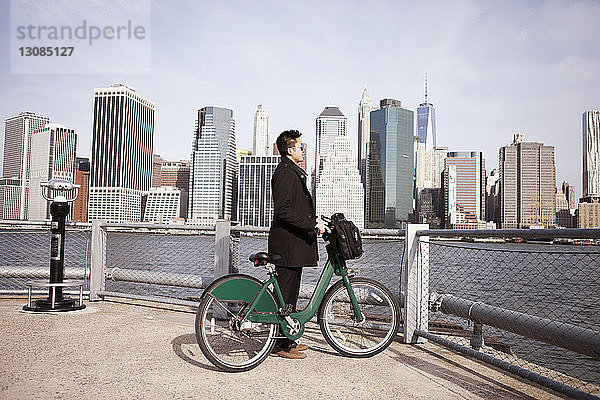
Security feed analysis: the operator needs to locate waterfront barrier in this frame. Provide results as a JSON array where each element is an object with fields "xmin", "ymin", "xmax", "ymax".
[
  {"xmin": 0, "ymin": 266, "xmax": 89, "ymax": 280},
  {"xmin": 403, "ymin": 225, "xmax": 600, "ymax": 400},
  {"xmin": 430, "ymin": 293, "xmax": 600, "ymax": 360}
]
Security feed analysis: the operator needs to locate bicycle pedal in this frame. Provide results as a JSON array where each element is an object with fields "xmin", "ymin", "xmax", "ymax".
[{"xmin": 279, "ymin": 304, "xmax": 293, "ymax": 317}]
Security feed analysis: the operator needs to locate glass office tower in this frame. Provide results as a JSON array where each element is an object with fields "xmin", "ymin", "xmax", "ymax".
[
  {"xmin": 367, "ymin": 99, "xmax": 414, "ymax": 228},
  {"xmin": 583, "ymin": 110, "xmax": 600, "ymax": 197},
  {"xmin": 416, "ymin": 73, "xmax": 436, "ymax": 149},
  {"xmin": 188, "ymin": 106, "xmax": 237, "ymax": 224},
  {"xmin": 416, "ymin": 103, "xmax": 436, "ymax": 149}
]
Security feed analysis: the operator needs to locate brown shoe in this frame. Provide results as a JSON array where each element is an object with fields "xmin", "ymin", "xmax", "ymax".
[
  {"xmin": 272, "ymin": 348, "xmax": 307, "ymax": 359},
  {"xmin": 293, "ymin": 344, "xmax": 308, "ymax": 351}
]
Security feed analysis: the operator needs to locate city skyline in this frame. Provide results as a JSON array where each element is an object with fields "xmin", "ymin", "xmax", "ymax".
[
  {"xmin": 1, "ymin": 1, "xmax": 598, "ymax": 200},
  {"xmin": 0, "ymin": 99, "xmax": 596, "ymax": 227},
  {"xmin": 2, "ymin": 95, "xmax": 598, "ymax": 201}
]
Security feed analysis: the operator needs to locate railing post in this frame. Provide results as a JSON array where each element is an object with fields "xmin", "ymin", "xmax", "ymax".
[
  {"xmin": 214, "ymin": 220, "xmax": 232, "ymax": 279},
  {"xmin": 471, "ymin": 323, "xmax": 484, "ymax": 351},
  {"xmin": 230, "ymin": 228, "xmax": 240, "ymax": 274},
  {"xmin": 89, "ymin": 220, "xmax": 106, "ymax": 301},
  {"xmin": 402, "ymin": 223, "xmax": 429, "ymax": 344}
]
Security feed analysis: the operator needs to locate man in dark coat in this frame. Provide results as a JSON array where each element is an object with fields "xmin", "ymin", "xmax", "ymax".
[{"xmin": 269, "ymin": 129, "xmax": 325, "ymax": 358}]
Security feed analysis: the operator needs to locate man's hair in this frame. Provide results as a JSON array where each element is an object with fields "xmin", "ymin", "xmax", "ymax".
[{"xmin": 276, "ymin": 130, "xmax": 302, "ymax": 157}]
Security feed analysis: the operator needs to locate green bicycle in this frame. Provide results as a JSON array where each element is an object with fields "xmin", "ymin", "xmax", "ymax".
[{"xmin": 195, "ymin": 215, "xmax": 401, "ymax": 372}]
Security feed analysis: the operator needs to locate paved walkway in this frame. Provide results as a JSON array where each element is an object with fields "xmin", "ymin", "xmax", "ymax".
[{"xmin": 0, "ymin": 298, "xmax": 566, "ymax": 399}]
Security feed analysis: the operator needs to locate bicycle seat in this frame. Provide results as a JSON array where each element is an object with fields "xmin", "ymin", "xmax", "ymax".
[{"xmin": 249, "ymin": 252, "xmax": 280, "ymax": 267}]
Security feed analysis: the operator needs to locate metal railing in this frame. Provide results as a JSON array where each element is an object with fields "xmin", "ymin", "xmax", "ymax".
[
  {"xmin": 90, "ymin": 220, "xmax": 216, "ymax": 306},
  {"xmin": 230, "ymin": 224, "xmax": 405, "ymax": 306},
  {"xmin": 403, "ymin": 226, "xmax": 600, "ymax": 399},
  {"xmin": 90, "ymin": 220, "xmax": 405, "ymax": 307},
  {"xmin": 0, "ymin": 220, "xmax": 92, "ymax": 296},
  {"xmin": 1, "ymin": 219, "xmax": 405, "ymax": 305}
]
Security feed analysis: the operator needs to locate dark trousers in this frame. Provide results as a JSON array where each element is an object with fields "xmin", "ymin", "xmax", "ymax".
[{"xmin": 275, "ymin": 265, "xmax": 302, "ymax": 349}]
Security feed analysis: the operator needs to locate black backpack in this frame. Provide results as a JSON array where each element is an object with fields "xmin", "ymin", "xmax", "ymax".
[{"xmin": 330, "ymin": 213, "xmax": 363, "ymax": 260}]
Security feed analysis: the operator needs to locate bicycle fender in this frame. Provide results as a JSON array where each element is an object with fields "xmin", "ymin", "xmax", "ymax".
[{"xmin": 207, "ymin": 274, "xmax": 278, "ymax": 313}]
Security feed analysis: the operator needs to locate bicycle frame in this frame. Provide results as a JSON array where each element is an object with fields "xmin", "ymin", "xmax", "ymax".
[{"xmin": 242, "ymin": 245, "xmax": 364, "ymax": 340}]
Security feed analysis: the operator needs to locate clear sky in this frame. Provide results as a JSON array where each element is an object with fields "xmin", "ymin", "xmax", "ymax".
[{"xmin": 1, "ymin": 0, "xmax": 599, "ymax": 198}]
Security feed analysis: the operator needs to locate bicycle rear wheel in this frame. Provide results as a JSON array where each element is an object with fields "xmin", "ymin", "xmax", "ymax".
[
  {"xmin": 318, "ymin": 277, "xmax": 400, "ymax": 357},
  {"xmin": 195, "ymin": 274, "xmax": 277, "ymax": 372}
]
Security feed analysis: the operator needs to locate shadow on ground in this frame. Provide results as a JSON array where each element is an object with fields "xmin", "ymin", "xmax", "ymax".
[
  {"xmin": 386, "ymin": 344, "xmax": 563, "ymax": 400},
  {"xmin": 171, "ymin": 333, "xmax": 222, "ymax": 372},
  {"xmin": 171, "ymin": 325, "xmax": 341, "ymax": 371}
]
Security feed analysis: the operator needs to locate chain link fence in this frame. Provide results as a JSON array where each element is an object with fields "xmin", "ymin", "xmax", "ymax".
[
  {"xmin": 103, "ymin": 227, "xmax": 215, "ymax": 302},
  {"xmin": 1, "ymin": 222, "xmax": 404, "ymax": 305},
  {"xmin": 233, "ymin": 232, "xmax": 404, "ymax": 308},
  {"xmin": 0, "ymin": 225, "xmax": 91, "ymax": 293},
  {"xmin": 0, "ymin": 223, "xmax": 403, "ymax": 306},
  {"xmin": 422, "ymin": 240, "xmax": 600, "ymax": 396}
]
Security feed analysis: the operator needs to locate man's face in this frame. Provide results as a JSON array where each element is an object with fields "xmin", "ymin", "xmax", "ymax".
[{"xmin": 288, "ymin": 138, "xmax": 304, "ymax": 163}]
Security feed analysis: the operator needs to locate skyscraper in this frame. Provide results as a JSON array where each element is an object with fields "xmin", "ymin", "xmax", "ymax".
[
  {"xmin": 442, "ymin": 152, "xmax": 486, "ymax": 229},
  {"xmin": 161, "ymin": 160, "xmax": 190, "ymax": 219},
  {"xmin": 578, "ymin": 197, "xmax": 600, "ymax": 228},
  {"xmin": 252, "ymin": 105, "xmax": 270, "ymax": 156},
  {"xmin": 416, "ymin": 73, "xmax": 436, "ymax": 150},
  {"xmin": 88, "ymin": 84, "xmax": 155, "ymax": 223},
  {"xmin": 239, "ymin": 105, "xmax": 279, "ymax": 227},
  {"xmin": 367, "ymin": 99, "xmax": 414, "ymax": 228},
  {"xmin": 152, "ymin": 154, "xmax": 166, "ymax": 187},
  {"xmin": 28, "ymin": 123, "xmax": 77, "ymax": 221},
  {"xmin": 2, "ymin": 112, "xmax": 50, "ymax": 219},
  {"xmin": 314, "ymin": 106, "xmax": 347, "ymax": 193},
  {"xmin": 73, "ymin": 158, "xmax": 90, "ymax": 223},
  {"xmin": 499, "ymin": 134, "xmax": 556, "ymax": 228},
  {"xmin": 188, "ymin": 106, "xmax": 237, "ymax": 224},
  {"xmin": 357, "ymin": 88, "xmax": 373, "ymax": 186},
  {"xmin": 415, "ymin": 144, "xmax": 448, "ymax": 226},
  {"xmin": 582, "ymin": 110, "xmax": 600, "ymax": 198},
  {"xmin": 555, "ymin": 187, "xmax": 576, "ymax": 228},
  {"xmin": 0, "ymin": 178, "xmax": 21, "ymax": 220},
  {"xmin": 237, "ymin": 155, "xmax": 280, "ymax": 227},
  {"xmin": 486, "ymin": 168, "xmax": 501, "ymax": 225},
  {"xmin": 143, "ymin": 186, "xmax": 181, "ymax": 224},
  {"xmin": 415, "ymin": 145, "xmax": 448, "ymax": 189},
  {"xmin": 315, "ymin": 135, "xmax": 364, "ymax": 228},
  {"xmin": 561, "ymin": 181, "xmax": 576, "ymax": 209}
]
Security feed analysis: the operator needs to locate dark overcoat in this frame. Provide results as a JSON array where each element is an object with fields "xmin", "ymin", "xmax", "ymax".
[{"xmin": 268, "ymin": 156, "xmax": 318, "ymax": 267}]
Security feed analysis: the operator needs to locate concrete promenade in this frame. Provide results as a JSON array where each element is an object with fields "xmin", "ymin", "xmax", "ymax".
[{"xmin": 0, "ymin": 298, "xmax": 566, "ymax": 400}]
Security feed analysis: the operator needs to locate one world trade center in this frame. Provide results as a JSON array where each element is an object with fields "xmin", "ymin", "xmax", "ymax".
[{"xmin": 416, "ymin": 72, "xmax": 436, "ymax": 149}]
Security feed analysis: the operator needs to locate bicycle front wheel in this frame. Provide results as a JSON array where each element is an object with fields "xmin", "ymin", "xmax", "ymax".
[
  {"xmin": 318, "ymin": 277, "xmax": 400, "ymax": 357},
  {"xmin": 195, "ymin": 274, "xmax": 278, "ymax": 372}
]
